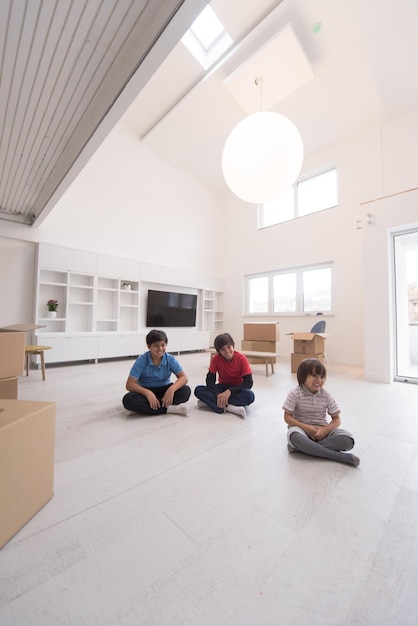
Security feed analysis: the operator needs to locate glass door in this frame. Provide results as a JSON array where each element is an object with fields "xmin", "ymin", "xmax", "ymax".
[{"xmin": 393, "ymin": 229, "xmax": 418, "ymax": 383}]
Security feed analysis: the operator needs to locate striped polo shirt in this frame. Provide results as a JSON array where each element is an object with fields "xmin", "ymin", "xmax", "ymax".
[{"xmin": 282, "ymin": 385, "xmax": 340, "ymax": 426}]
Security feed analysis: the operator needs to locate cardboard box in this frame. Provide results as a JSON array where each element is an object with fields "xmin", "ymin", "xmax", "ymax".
[
  {"xmin": 243, "ymin": 323, "xmax": 280, "ymax": 342},
  {"xmin": 0, "ymin": 399, "xmax": 56, "ymax": 548},
  {"xmin": 241, "ymin": 340, "xmax": 279, "ymax": 353},
  {"xmin": 291, "ymin": 352, "xmax": 324, "ymax": 373},
  {"xmin": 0, "ymin": 332, "xmax": 26, "ymax": 379},
  {"xmin": 0, "ymin": 377, "xmax": 18, "ymax": 400},
  {"xmin": 241, "ymin": 339, "xmax": 278, "ymax": 364},
  {"xmin": 287, "ymin": 332, "xmax": 330, "ymax": 355}
]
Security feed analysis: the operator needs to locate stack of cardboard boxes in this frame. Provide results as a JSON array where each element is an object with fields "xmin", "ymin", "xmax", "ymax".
[
  {"xmin": 0, "ymin": 331, "xmax": 26, "ymax": 399},
  {"xmin": 288, "ymin": 331, "xmax": 329, "ymax": 373},
  {"xmin": 242, "ymin": 323, "xmax": 280, "ymax": 364},
  {"xmin": 0, "ymin": 330, "xmax": 56, "ymax": 548}
]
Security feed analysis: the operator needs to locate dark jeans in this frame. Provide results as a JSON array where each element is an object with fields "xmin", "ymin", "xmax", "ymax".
[
  {"xmin": 194, "ymin": 384, "xmax": 255, "ymax": 414},
  {"xmin": 123, "ymin": 383, "xmax": 191, "ymax": 415}
]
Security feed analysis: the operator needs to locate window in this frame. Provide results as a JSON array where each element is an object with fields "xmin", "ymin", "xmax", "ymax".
[
  {"xmin": 258, "ymin": 168, "xmax": 338, "ymax": 228},
  {"xmin": 261, "ymin": 187, "xmax": 295, "ymax": 228},
  {"xmin": 246, "ymin": 264, "xmax": 332, "ymax": 315},
  {"xmin": 248, "ymin": 275, "xmax": 269, "ymax": 313},
  {"xmin": 298, "ymin": 169, "xmax": 338, "ymax": 217},
  {"xmin": 273, "ymin": 273, "xmax": 297, "ymax": 313},
  {"xmin": 181, "ymin": 6, "xmax": 233, "ymax": 70}
]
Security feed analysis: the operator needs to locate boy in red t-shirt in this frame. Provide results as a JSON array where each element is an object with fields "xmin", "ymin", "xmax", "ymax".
[{"xmin": 194, "ymin": 333, "xmax": 255, "ymax": 418}]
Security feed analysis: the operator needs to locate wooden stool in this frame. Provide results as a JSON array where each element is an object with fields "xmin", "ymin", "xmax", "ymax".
[{"xmin": 25, "ymin": 345, "xmax": 52, "ymax": 381}]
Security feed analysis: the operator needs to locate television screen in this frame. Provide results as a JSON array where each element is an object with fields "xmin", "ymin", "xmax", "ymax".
[{"xmin": 146, "ymin": 290, "xmax": 197, "ymax": 327}]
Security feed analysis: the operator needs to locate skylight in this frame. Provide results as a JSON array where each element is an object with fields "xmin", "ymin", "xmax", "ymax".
[{"xmin": 181, "ymin": 5, "xmax": 233, "ymax": 70}]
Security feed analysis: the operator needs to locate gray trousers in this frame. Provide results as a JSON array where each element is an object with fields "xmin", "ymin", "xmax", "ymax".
[{"xmin": 287, "ymin": 426, "xmax": 357, "ymax": 465}]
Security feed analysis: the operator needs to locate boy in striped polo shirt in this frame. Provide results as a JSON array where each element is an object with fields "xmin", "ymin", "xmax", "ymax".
[{"xmin": 283, "ymin": 358, "xmax": 360, "ymax": 466}]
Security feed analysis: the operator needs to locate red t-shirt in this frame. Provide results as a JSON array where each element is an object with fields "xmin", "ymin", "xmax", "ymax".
[{"xmin": 209, "ymin": 350, "xmax": 252, "ymax": 386}]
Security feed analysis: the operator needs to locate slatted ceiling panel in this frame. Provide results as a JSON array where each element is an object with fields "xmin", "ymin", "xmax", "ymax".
[
  {"xmin": 1, "ymin": 1, "xmax": 69, "ymax": 219},
  {"xmin": 0, "ymin": 0, "xmax": 136, "ymax": 224},
  {"xmin": 0, "ymin": 0, "xmax": 194, "ymax": 226},
  {"xmin": 10, "ymin": 0, "xmax": 128, "ymax": 217}
]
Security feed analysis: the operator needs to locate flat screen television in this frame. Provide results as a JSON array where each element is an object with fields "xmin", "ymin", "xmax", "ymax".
[{"xmin": 146, "ymin": 289, "xmax": 198, "ymax": 327}]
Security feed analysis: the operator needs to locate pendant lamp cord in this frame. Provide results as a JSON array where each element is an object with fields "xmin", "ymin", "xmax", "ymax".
[{"xmin": 255, "ymin": 77, "xmax": 263, "ymax": 111}]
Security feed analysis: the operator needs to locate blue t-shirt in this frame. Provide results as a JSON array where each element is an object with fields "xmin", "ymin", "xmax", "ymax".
[{"xmin": 129, "ymin": 351, "xmax": 183, "ymax": 388}]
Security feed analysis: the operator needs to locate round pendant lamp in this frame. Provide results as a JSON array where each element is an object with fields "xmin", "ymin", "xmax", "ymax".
[{"xmin": 222, "ymin": 110, "xmax": 304, "ymax": 204}]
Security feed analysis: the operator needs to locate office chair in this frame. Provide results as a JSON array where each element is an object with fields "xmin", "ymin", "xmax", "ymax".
[
  {"xmin": 310, "ymin": 320, "xmax": 326, "ymax": 333},
  {"xmin": 310, "ymin": 319, "xmax": 327, "ymax": 362}
]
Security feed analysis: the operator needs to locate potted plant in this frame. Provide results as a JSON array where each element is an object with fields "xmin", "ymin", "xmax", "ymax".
[{"xmin": 47, "ymin": 299, "xmax": 58, "ymax": 318}]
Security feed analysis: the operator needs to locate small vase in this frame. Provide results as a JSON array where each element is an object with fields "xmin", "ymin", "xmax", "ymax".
[{"xmin": 47, "ymin": 310, "xmax": 57, "ymax": 319}]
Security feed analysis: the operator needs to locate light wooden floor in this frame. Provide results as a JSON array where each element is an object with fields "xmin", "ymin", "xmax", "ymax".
[{"xmin": 1, "ymin": 352, "xmax": 418, "ymax": 626}]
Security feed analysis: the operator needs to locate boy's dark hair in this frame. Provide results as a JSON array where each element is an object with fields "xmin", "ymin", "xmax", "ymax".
[
  {"xmin": 297, "ymin": 358, "xmax": 327, "ymax": 385},
  {"xmin": 146, "ymin": 329, "xmax": 168, "ymax": 346},
  {"xmin": 214, "ymin": 332, "xmax": 234, "ymax": 353}
]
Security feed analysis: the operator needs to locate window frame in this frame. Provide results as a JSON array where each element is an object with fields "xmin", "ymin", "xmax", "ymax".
[
  {"xmin": 258, "ymin": 166, "xmax": 338, "ymax": 229},
  {"xmin": 181, "ymin": 6, "xmax": 233, "ymax": 71},
  {"xmin": 245, "ymin": 262, "xmax": 333, "ymax": 317}
]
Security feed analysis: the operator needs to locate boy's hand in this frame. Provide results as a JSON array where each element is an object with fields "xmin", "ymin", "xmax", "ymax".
[
  {"xmin": 216, "ymin": 390, "xmax": 231, "ymax": 410},
  {"xmin": 312, "ymin": 426, "xmax": 328, "ymax": 440},
  {"xmin": 146, "ymin": 391, "xmax": 160, "ymax": 410},
  {"xmin": 308, "ymin": 425, "xmax": 320, "ymax": 439},
  {"xmin": 161, "ymin": 388, "xmax": 175, "ymax": 407}
]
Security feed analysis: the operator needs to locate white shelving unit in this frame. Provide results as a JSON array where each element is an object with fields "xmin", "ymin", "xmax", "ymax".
[
  {"xmin": 202, "ymin": 289, "xmax": 215, "ymax": 332},
  {"xmin": 67, "ymin": 273, "xmax": 94, "ymax": 332},
  {"xmin": 214, "ymin": 291, "xmax": 224, "ymax": 334},
  {"xmin": 34, "ymin": 244, "xmax": 213, "ymax": 363},
  {"xmin": 96, "ymin": 276, "xmax": 119, "ymax": 332},
  {"xmin": 119, "ymin": 281, "xmax": 140, "ymax": 332},
  {"xmin": 95, "ymin": 278, "xmax": 140, "ymax": 332},
  {"xmin": 37, "ymin": 269, "xmax": 68, "ymax": 333},
  {"xmin": 202, "ymin": 289, "xmax": 224, "ymax": 346}
]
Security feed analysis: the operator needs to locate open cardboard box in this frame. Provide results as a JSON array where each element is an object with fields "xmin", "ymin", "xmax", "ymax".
[
  {"xmin": 287, "ymin": 332, "xmax": 330, "ymax": 355},
  {"xmin": 0, "ymin": 400, "xmax": 56, "ymax": 548}
]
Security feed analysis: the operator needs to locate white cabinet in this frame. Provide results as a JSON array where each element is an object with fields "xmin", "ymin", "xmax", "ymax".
[
  {"xmin": 42, "ymin": 336, "xmax": 99, "ymax": 363},
  {"xmin": 166, "ymin": 333, "xmax": 182, "ymax": 354},
  {"xmin": 166, "ymin": 331, "xmax": 210, "ymax": 354},
  {"xmin": 97, "ymin": 334, "xmax": 144, "ymax": 359},
  {"xmin": 37, "ymin": 243, "xmax": 96, "ymax": 273},
  {"xmin": 181, "ymin": 331, "xmax": 210, "ymax": 352}
]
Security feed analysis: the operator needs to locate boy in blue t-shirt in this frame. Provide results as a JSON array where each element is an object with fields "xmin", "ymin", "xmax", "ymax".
[{"xmin": 122, "ymin": 329, "xmax": 191, "ymax": 416}]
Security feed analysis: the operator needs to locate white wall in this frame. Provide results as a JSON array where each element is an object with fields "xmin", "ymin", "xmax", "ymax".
[
  {"xmin": 1, "ymin": 124, "xmax": 224, "ymax": 279},
  {"xmin": 0, "ymin": 237, "xmax": 36, "ymax": 328},
  {"xmin": 362, "ymin": 193, "xmax": 418, "ymax": 382},
  {"xmin": 220, "ymin": 107, "xmax": 418, "ymax": 381}
]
